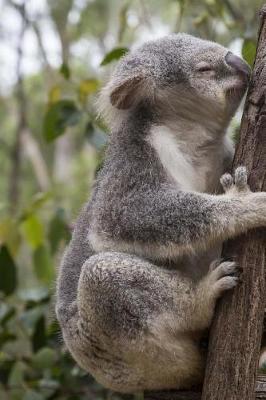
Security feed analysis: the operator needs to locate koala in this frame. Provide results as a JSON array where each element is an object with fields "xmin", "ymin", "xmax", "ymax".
[{"xmin": 56, "ymin": 34, "xmax": 266, "ymax": 393}]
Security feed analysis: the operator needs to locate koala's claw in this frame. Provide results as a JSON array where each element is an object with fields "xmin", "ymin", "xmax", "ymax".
[
  {"xmin": 220, "ymin": 166, "xmax": 249, "ymax": 194},
  {"xmin": 207, "ymin": 260, "xmax": 241, "ymax": 297}
]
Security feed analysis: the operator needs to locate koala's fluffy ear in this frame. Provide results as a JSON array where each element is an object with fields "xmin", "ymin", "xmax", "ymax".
[{"xmin": 109, "ymin": 75, "xmax": 145, "ymax": 110}]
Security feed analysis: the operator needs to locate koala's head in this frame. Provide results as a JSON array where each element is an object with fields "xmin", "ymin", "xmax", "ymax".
[{"xmin": 100, "ymin": 33, "xmax": 250, "ymax": 129}]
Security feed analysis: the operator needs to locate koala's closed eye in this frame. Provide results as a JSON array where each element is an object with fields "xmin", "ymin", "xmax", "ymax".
[{"xmin": 196, "ymin": 62, "xmax": 214, "ymax": 73}]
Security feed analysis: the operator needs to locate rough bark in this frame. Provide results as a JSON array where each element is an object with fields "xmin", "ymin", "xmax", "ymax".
[
  {"xmin": 201, "ymin": 6, "xmax": 266, "ymax": 400},
  {"xmin": 145, "ymin": 5, "xmax": 266, "ymax": 400},
  {"xmin": 144, "ymin": 375, "xmax": 266, "ymax": 399}
]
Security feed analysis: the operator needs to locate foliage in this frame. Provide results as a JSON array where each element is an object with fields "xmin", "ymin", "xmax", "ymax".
[
  {"xmin": 100, "ymin": 47, "xmax": 129, "ymax": 66},
  {"xmin": 0, "ymin": 0, "xmax": 264, "ymax": 398},
  {"xmin": 43, "ymin": 100, "xmax": 82, "ymax": 142},
  {"xmin": 0, "ymin": 198, "xmax": 128, "ymax": 399}
]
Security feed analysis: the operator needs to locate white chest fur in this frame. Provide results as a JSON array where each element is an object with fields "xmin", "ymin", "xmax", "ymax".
[{"xmin": 147, "ymin": 125, "xmax": 229, "ymax": 193}]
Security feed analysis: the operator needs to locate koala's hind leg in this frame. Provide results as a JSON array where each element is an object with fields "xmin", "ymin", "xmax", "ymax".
[
  {"xmin": 177, "ymin": 259, "xmax": 241, "ymax": 333},
  {"xmin": 73, "ymin": 252, "xmax": 239, "ymax": 392}
]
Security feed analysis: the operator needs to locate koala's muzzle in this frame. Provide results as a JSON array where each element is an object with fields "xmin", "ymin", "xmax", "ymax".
[{"xmin": 225, "ymin": 51, "xmax": 251, "ymax": 78}]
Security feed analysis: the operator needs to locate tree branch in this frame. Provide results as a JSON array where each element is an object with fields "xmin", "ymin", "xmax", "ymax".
[{"xmin": 8, "ymin": 0, "xmax": 27, "ymax": 210}]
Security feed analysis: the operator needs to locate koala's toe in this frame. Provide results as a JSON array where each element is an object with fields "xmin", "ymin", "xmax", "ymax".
[
  {"xmin": 210, "ymin": 260, "xmax": 242, "ymax": 297},
  {"xmin": 234, "ymin": 166, "xmax": 248, "ymax": 190},
  {"xmin": 210, "ymin": 260, "xmax": 240, "ymax": 280},
  {"xmin": 220, "ymin": 173, "xmax": 233, "ymax": 192},
  {"xmin": 214, "ymin": 276, "xmax": 239, "ymax": 294}
]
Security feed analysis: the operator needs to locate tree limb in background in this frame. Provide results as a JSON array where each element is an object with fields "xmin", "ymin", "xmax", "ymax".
[
  {"xmin": 7, "ymin": 1, "xmax": 51, "ymax": 207},
  {"xmin": 8, "ymin": 0, "xmax": 27, "ymax": 210},
  {"xmin": 21, "ymin": 129, "xmax": 50, "ymax": 192}
]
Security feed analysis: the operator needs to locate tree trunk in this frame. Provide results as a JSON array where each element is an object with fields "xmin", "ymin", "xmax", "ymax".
[
  {"xmin": 145, "ymin": 5, "xmax": 266, "ymax": 400},
  {"xmin": 144, "ymin": 375, "xmax": 266, "ymax": 399},
  {"xmin": 201, "ymin": 6, "xmax": 266, "ymax": 400}
]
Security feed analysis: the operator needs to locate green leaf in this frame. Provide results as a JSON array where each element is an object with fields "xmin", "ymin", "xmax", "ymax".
[
  {"xmin": 193, "ymin": 11, "xmax": 208, "ymax": 26},
  {"xmin": 49, "ymin": 86, "xmax": 61, "ymax": 103},
  {"xmin": 79, "ymin": 78, "xmax": 99, "ymax": 95},
  {"xmin": 0, "ymin": 303, "xmax": 15, "ymax": 325},
  {"xmin": 32, "ymin": 315, "xmax": 46, "ymax": 352},
  {"xmin": 33, "ymin": 245, "xmax": 55, "ymax": 284},
  {"xmin": 242, "ymin": 39, "xmax": 256, "ymax": 67},
  {"xmin": 48, "ymin": 208, "xmax": 71, "ymax": 254},
  {"xmin": 43, "ymin": 100, "xmax": 82, "ymax": 142},
  {"xmin": 8, "ymin": 361, "xmax": 27, "ymax": 387},
  {"xmin": 0, "ymin": 330, "xmax": 16, "ymax": 347},
  {"xmin": 20, "ymin": 214, "xmax": 44, "ymax": 250},
  {"xmin": 100, "ymin": 47, "xmax": 128, "ymax": 66},
  {"xmin": 60, "ymin": 62, "xmax": 71, "ymax": 80},
  {"xmin": 32, "ymin": 347, "xmax": 57, "ymax": 370},
  {"xmin": 0, "ymin": 217, "xmax": 21, "ymax": 256},
  {"xmin": 28, "ymin": 192, "xmax": 51, "ymax": 212},
  {"xmin": 78, "ymin": 79, "xmax": 99, "ymax": 104},
  {"xmin": 0, "ymin": 246, "xmax": 17, "ymax": 296},
  {"xmin": 0, "ymin": 354, "xmax": 15, "ymax": 385},
  {"xmin": 20, "ymin": 307, "xmax": 45, "ymax": 336}
]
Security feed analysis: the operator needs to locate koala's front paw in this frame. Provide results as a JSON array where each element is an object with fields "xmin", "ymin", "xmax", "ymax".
[
  {"xmin": 207, "ymin": 259, "xmax": 241, "ymax": 298},
  {"xmin": 220, "ymin": 166, "xmax": 250, "ymax": 195},
  {"xmin": 221, "ymin": 166, "xmax": 266, "ymax": 227}
]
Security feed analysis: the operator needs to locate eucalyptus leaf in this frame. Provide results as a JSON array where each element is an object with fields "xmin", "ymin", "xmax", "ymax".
[
  {"xmin": 43, "ymin": 100, "xmax": 81, "ymax": 142},
  {"xmin": 8, "ymin": 361, "xmax": 27, "ymax": 387},
  {"xmin": 20, "ymin": 214, "xmax": 44, "ymax": 250},
  {"xmin": 32, "ymin": 315, "xmax": 46, "ymax": 352},
  {"xmin": 100, "ymin": 47, "xmax": 128, "ymax": 66},
  {"xmin": 49, "ymin": 86, "xmax": 61, "ymax": 103},
  {"xmin": 20, "ymin": 306, "xmax": 45, "ymax": 336},
  {"xmin": 0, "ymin": 218, "xmax": 21, "ymax": 255},
  {"xmin": 33, "ymin": 245, "xmax": 55, "ymax": 284},
  {"xmin": 32, "ymin": 347, "xmax": 57, "ymax": 370},
  {"xmin": 242, "ymin": 38, "xmax": 256, "ymax": 67},
  {"xmin": 79, "ymin": 78, "xmax": 99, "ymax": 93},
  {"xmin": 0, "ymin": 303, "xmax": 15, "ymax": 325},
  {"xmin": 0, "ymin": 330, "xmax": 16, "ymax": 347},
  {"xmin": 0, "ymin": 246, "xmax": 17, "ymax": 296},
  {"xmin": 60, "ymin": 63, "xmax": 71, "ymax": 80}
]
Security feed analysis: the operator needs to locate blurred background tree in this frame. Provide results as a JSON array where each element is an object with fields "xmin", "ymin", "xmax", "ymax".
[{"xmin": 0, "ymin": 0, "xmax": 263, "ymax": 399}]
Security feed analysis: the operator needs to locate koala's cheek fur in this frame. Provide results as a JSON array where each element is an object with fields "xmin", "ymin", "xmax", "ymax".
[{"xmin": 190, "ymin": 80, "xmax": 227, "ymax": 111}]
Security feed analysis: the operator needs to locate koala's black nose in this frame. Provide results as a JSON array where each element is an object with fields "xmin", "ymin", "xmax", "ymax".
[{"xmin": 225, "ymin": 51, "xmax": 251, "ymax": 77}]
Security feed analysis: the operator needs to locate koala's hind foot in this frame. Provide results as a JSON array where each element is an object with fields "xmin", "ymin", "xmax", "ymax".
[
  {"xmin": 185, "ymin": 259, "xmax": 241, "ymax": 333},
  {"xmin": 207, "ymin": 259, "xmax": 241, "ymax": 297}
]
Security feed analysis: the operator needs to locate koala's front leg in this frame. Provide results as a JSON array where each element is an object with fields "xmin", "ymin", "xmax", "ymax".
[{"xmin": 107, "ymin": 167, "xmax": 266, "ymax": 260}]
